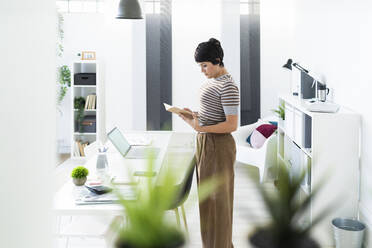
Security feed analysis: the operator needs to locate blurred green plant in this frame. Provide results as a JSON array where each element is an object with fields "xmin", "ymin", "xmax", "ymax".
[
  {"xmin": 248, "ymin": 161, "xmax": 331, "ymax": 248},
  {"xmin": 56, "ymin": 10, "xmax": 70, "ymax": 113},
  {"xmin": 271, "ymin": 102, "xmax": 285, "ymax": 120},
  {"xmin": 112, "ymin": 151, "xmax": 219, "ymax": 248},
  {"xmin": 56, "ymin": 10, "xmax": 64, "ymax": 57},
  {"xmin": 57, "ymin": 65, "xmax": 71, "ymax": 105},
  {"xmin": 71, "ymin": 166, "xmax": 89, "ymax": 179},
  {"xmin": 74, "ymin": 97, "xmax": 86, "ymax": 132}
]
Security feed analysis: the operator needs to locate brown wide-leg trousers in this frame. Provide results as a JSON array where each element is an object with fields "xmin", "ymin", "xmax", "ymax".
[{"xmin": 196, "ymin": 133, "xmax": 236, "ymax": 248}]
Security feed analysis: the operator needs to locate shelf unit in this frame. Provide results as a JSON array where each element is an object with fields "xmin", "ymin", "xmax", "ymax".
[
  {"xmin": 278, "ymin": 95, "xmax": 360, "ymax": 246},
  {"xmin": 71, "ymin": 61, "xmax": 104, "ymax": 158}
]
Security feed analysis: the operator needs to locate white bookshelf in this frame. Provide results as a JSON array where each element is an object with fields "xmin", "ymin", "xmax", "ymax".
[
  {"xmin": 71, "ymin": 60, "xmax": 105, "ymax": 158},
  {"xmin": 278, "ymin": 95, "xmax": 360, "ymax": 247}
]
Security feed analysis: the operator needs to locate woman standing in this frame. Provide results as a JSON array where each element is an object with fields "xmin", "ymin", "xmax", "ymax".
[{"xmin": 179, "ymin": 38, "xmax": 240, "ymax": 248}]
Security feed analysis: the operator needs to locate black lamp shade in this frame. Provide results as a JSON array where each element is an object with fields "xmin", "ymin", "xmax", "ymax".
[
  {"xmin": 283, "ymin": 59, "xmax": 293, "ymax": 70},
  {"xmin": 116, "ymin": 0, "xmax": 143, "ymax": 19}
]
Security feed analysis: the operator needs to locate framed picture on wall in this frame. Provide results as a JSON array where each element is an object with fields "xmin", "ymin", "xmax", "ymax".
[{"xmin": 81, "ymin": 51, "xmax": 96, "ymax": 60}]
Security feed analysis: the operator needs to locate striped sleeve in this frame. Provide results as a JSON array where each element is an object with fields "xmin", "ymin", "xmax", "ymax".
[{"xmin": 221, "ymin": 82, "xmax": 240, "ymax": 115}]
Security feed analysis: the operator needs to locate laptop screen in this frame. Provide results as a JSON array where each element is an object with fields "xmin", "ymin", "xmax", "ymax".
[{"xmin": 107, "ymin": 127, "xmax": 131, "ymax": 157}]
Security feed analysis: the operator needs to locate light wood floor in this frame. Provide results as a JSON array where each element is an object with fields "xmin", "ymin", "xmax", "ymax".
[{"xmin": 56, "ymin": 162, "xmax": 275, "ymax": 248}]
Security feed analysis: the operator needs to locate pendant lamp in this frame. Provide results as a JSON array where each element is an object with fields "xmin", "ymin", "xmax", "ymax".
[{"xmin": 116, "ymin": 0, "xmax": 143, "ymax": 19}]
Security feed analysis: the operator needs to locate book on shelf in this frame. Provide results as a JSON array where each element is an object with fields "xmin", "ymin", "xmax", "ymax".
[
  {"xmin": 84, "ymin": 141, "xmax": 98, "ymax": 159},
  {"xmin": 73, "ymin": 141, "xmax": 80, "ymax": 157},
  {"xmin": 84, "ymin": 95, "xmax": 90, "ymax": 110},
  {"xmin": 87, "ymin": 95, "xmax": 92, "ymax": 110},
  {"xmin": 89, "ymin": 95, "xmax": 93, "ymax": 109},
  {"xmin": 92, "ymin": 95, "xmax": 96, "ymax": 109},
  {"xmin": 74, "ymin": 140, "xmax": 90, "ymax": 157},
  {"xmin": 79, "ymin": 142, "xmax": 85, "ymax": 156},
  {"xmin": 84, "ymin": 94, "xmax": 96, "ymax": 110}
]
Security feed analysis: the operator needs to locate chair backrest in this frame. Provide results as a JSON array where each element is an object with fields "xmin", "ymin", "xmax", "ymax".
[{"xmin": 167, "ymin": 156, "xmax": 196, "ymax": 210}]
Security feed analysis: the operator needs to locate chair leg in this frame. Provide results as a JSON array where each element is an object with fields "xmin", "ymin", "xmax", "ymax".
[
  {"xmin": 174, "ymin": 208, "xmax": 181, "ymax": 228},
  {"xmin": 56, "ymin": 216, "xmax": 62, "ymax": 234},
  {"xmin": 180, "ymin": 204, "xmax": 189, "ymax": 236},
  {"xmin": 65, "ymin": 237, "xmax": 70, "ymax": 248}
]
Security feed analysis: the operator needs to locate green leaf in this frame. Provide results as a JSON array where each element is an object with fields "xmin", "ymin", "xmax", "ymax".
[
  {"xmin": 57, "ymin": 65, "xmax": 71, "ymax": 105},
  {"xmin": 71, "ymin": 166, "xmax": 89, "ymax": 178},
  {"xmin": 248, "ymin": 159, "xmax": 332, "ymax": 243}
]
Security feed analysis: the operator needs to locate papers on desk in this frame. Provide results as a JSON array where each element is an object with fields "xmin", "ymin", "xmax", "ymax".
[
  {"xmin": 75, "ymin": 185, "xmax": 136, "ymax": 205},
  {"xmin": 123, "ymin": 134, "xmax": 153, "ymax": 146},
  {"xmin": 305, "ymin": 101, "xmax": 340, "ymax": 113}
]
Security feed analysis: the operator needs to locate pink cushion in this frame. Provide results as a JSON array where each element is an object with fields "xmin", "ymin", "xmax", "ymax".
[{"xmin": 250, "ymin": 124, "xmax": 277, "ymax": 149}]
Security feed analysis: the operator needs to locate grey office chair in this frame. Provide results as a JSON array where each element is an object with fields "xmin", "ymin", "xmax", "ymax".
[{"xmin": 156, "ymin": 156, "xmax": 196, "ymax": 235}]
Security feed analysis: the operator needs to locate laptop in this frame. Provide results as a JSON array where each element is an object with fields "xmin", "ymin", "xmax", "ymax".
[{"xmin": 107, "ymin": 127, "xmax": 159, "ymax": 159}]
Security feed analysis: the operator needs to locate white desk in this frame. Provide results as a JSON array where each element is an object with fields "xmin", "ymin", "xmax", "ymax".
[{"xmin": 54, "ymin": 131, "xmax": 195, "ymax": 216}]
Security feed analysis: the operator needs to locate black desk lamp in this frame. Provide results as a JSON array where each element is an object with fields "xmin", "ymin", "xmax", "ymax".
[
  {"xmin": 283, "ymin": 58, "xmax": 309, "ymax": 73},
  {"xmin": 283, "ymin": 59, "xmax": 293, "ymax": 70},
  {"xmin": 293, "ymin": 63, "xmax": 309, "ymax": 73},
  {"xmin": 282, "ymin": 58, "xmax": 311, "ymax": 97}
]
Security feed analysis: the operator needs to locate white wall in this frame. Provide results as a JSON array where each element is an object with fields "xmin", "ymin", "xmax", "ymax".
[
  {"xmin": 290, "ymin": 0, "xmax": 372, "ymax": 245},
  {"xmin": 0, "ymin": 0, "xmax": 55, "ymax": 247},
  {"xmin": 58, "ymin": 12, "xmax": 134, "ymax": 149},
  {"xmin": 172, "ymin": 0, "xmax": 241, "ymax": 131},
  {"xmin": 260, "ymin": 0, "xmax": 294, "ymax": 117}
]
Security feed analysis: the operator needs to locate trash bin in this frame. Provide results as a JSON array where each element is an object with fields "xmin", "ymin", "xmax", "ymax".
[{"xmin": 332, "ymin": 218, "xmax": 366, "ymax": 248}]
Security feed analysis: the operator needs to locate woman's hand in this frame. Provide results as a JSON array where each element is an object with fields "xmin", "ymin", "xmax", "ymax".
[{"xmin": 179, "ymin": 108, "xmax": 201, "ymax": 132}]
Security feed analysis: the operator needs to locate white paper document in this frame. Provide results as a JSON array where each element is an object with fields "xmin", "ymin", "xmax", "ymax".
[{"xmin": 75, "ymin": 186, "xmax": 136, "ymax": 205}]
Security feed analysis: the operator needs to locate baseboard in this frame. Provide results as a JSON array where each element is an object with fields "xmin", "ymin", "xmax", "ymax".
[{"xmin": 359, "ymin": 202, "xmax": 372, "ymax": 248}]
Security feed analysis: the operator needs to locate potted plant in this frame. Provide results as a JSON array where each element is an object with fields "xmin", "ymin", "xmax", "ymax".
[
  {"xmin": 248, "ymin": 161, "xmax": 330, "ymax": 248},
  {"xmin": 71, "ymin": 166, "xmax": 89, "ymax": 186},
  {"xmin": 74, "ymin": 97, "xmax": 86, "ymax": 132},
  {"xmin": 57, "ymin": 65, "xmax": 71, "ymax": 105},
  {"xmin": 111, "ymin": 153, "xmax": 218, "ymax": 248},
  {"xmin": 272, "ymin": 102, "xmax": 285, "ymax": 127}
]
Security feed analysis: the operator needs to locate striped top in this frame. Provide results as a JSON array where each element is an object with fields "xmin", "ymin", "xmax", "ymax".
[{"xmin": 198, "ymin": 74, "xmax": 240, "ymax": 126}]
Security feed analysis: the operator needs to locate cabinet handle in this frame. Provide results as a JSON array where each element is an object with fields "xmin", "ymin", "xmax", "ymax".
[{"xmin": 288, "ymin": 159, "xmax": 293, "ymax": 167}]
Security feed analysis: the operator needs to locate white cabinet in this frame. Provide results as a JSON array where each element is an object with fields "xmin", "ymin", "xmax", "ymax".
[
  {"xmin": 293, "ymin": 108, "xmax": 303, "ymax": 146},
  {"xmin": 278, "ymin": 95, "xmax": 360, "ymax": 247},
  {"xmin": 71, "ymin": 61, "xmax": 105, "ymax": 158},
  {"xmin": 283, "ymin": 104, "xmax": 294, "ymax": 139}
]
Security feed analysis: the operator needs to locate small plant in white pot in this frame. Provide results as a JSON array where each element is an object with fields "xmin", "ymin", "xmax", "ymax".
[
  {"xmin": 272, "ymin": 102, "xmax": 285, "ymax": 120},
  {"xmin": 71, "ymin": 166, "xmax": 89, "ymax": 186}
]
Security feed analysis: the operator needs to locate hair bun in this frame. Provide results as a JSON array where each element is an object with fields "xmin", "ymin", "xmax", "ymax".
[{"xmin": 208, "ymin": 38, "xmax": 221, "ymax": 47}]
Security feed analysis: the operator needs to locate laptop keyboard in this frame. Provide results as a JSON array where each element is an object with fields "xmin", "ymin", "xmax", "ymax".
[{"xmin": 127, "ymin": 147, "xmax": 159, "ymax": 158}]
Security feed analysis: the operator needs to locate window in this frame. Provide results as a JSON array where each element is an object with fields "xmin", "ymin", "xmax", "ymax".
[
  {"xmin": 144, "ymin": 0, "xmax": 160, "ymax": 14},
  {"xmin": 56, "ymin": 0, "xmax": 105, "ymax": 13},
  {"xmin": 240, "ymin": 0, "xmax": 260, "ymax": 125},
  {"xmin": 240, "ymin": 0, "xmax": 259, "ymax": 15},
  {"xmin": 145, "ymin": 0, "xmax": 172, "ymax": 130}
]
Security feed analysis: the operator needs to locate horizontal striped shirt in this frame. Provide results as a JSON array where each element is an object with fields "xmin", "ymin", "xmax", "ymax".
[{"xmin": 198, "ymin": 74, "xmax": 240, "ymax": 126}]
